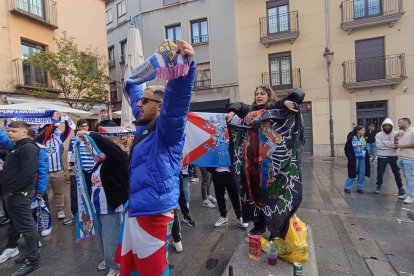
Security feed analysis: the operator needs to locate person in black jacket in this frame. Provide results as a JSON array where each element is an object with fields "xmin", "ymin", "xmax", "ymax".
[
  {"xmin": 0, "ymin": 121, "xmax": 40, "ymax": 275},
  {"xmin": 77, "ymin": 130, "xmax": 129, "ymax": 276},
  {"xmin": 365, "ymin": 123, "xmax": 379, "ymax": 162},
  {"xmin": 226, "ymin": 85, "xmax": 305, "ymax": 238},
  {"xmin": 94, "ymin": 109, "xmax": 118, "ymax": 131}
]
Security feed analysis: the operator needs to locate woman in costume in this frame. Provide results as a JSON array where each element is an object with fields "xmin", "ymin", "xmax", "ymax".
[
  {"xmin": 226, "ymin": 84, "xmax": 305, "ymax": 240},
  {"xmin": 343, "ymin": 126, "xmax": 370, "ymax": 194},
  {"xmin": 77, "ymin": 130, "xmax": 129, "ymax": 276}
]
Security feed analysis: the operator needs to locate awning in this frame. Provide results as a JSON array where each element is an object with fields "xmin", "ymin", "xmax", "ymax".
[{"xmin": 190, "ymin": 98, "xmax": 230, "ymax": 113}]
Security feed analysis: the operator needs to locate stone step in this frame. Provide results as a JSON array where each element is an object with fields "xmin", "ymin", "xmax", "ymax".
[{"xmin": 222, "ymin": 226, "xmax": 318, "ymax": 276}]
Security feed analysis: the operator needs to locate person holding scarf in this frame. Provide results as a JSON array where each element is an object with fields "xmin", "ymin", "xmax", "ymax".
[
  {"xmin": 77, "ymin": 129, "xmax": 129, "ymax": 276},
  {"xmin": 226, "ymin": 85, "xmax": 304, "ymax": 240},
  {"xmin": 344, "ymin": 126, "xmax": 370, "ymax": 194}
]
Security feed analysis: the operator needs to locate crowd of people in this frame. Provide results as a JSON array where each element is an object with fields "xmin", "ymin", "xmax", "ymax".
[
  {"xmin": 6, "ymin": 37, "xmax": 399, "ymax": 276},
  {"xmin": 343, "ymin": 118, "xmax": 414, "ymax": 205}
]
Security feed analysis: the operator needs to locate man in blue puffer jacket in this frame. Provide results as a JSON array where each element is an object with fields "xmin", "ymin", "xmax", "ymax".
[{"xmin": 121, "ymin": 40, "xmax": 195, "ymax": 275}]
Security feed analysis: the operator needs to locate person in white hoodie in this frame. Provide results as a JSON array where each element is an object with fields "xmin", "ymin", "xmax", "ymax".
[{"xmin": 375, "ymin": 118, "xmax": 406, "ymax": 196}]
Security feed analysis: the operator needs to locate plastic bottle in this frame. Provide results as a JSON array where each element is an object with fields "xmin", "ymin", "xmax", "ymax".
[{"xmin": 267, "ymin": 245, "xmax": 278, "ymax": 266}]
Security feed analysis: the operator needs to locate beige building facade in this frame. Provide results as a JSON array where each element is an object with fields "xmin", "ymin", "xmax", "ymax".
[
  {"xmin": 0, "ymin": 0, "xmax": 107, "ymax": 105},
  {"xmin": 235, "ymin": 0, "xmax": 413, "ymax": 156}
]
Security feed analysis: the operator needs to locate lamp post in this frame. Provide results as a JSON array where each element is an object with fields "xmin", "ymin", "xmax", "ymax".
[{"xmin": 323, "ymin": 47, "xmax": 335, "ymax": 157}]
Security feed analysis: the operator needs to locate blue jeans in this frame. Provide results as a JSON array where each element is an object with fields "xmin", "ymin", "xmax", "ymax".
[
  {"xmin": 344, "ymin": 157, "xmax": 366, "ymax": 190},
  {"xmin": 367, "ymin": 143, "xmax": 377, "ymax": 160},
  {"xmin": 95, "ymin": 212, "xmax": 122, "ymax": 270},
  {"xmin": 397, "ymin": 159, "xmax": 414, "ymax": 197}
]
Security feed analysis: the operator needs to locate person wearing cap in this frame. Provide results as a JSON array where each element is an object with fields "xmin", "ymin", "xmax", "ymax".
[{"xmin": 375, "ymin": 118, "xmax": 405, "ymax": 195}]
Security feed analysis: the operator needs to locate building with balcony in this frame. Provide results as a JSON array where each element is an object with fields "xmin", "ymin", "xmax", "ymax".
[
  {"xmin": 235, "ymin": 0, "xmax": 413, "ymax": 156},
  {"xmin": 0, "ymin": 0, "xmax": 108, "ymax": 106},
  {"xmin": 105, "ymin": 0, "xmax": 239, "ymax": 112}
]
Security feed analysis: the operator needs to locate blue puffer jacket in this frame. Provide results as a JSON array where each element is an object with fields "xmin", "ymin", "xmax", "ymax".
[
  {"xmin": 126, "ymin": 60, "xmax": 196, "ymax": 217},
  {"xmin": 0, "ymin": 130, "xmax": 49, "ymax": 194}
]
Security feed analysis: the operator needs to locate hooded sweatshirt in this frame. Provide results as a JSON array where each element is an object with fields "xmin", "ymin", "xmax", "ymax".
[{"xmin": 375, "ymin": 118, "xmax": 397, "ymax": 157}]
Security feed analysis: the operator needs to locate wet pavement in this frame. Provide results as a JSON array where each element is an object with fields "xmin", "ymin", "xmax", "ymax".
[{"xmin": 1, "ymin": 158, "xmax": 413, "ymax": 275}]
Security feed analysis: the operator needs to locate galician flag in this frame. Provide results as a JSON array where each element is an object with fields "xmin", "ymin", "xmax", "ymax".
[{"xmin": 182, "ymin": 112, "xmax": 231, "ymax": 167}]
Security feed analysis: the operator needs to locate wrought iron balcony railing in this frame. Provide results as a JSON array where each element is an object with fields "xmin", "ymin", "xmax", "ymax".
[
  {"xmin": 340, "ymin": 0, "xmax": 404, "ymax": 33},
  {"xmin": 194, "ymin": 79, "xmax": 211, "ymax": 89},
  {"xmin": 10, "ymin": 0, "xmax": 58, "ymax": 29},
  {"xmin": 259, "ymin": 10, "xmax": 299, "ymax": 46},
  {"xmin": 191, "ymin": 35, "xmax": 209, "ymax": 44},
  {"xmin": 342, "ymin": 54, "xmax": 407, "ymax": 90},
  {"xmin": 261, "ymin": 68, "xmax": 301, "ymax": 92}
]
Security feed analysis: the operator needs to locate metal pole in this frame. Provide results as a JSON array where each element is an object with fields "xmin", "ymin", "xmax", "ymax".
[
  {"xmin": 328, "ymin": 62, "xmax": 335, "ymax": 157},
  {"xmin": 325, "ymin": 0, "xmax": 335, "ymax": 157}
]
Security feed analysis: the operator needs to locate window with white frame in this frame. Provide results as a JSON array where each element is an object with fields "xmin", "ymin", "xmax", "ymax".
[
  {"xmin": 117, "ymin": 0, "xmax": 127, "ymax": 18},
  {"xmin": 17, "ymin": 0, "xmax": 44, "ymax": 18},
  {"xmin": 106, "ymin": 8, "xmax": 113, "ymax": 25},
  {"xmin": 120, "ymin": 40, "xmax": 127, "ymax": 63}
]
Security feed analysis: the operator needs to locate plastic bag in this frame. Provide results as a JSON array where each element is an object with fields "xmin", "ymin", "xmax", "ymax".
[
  {"xmin": 261, "ymin": 215, "xmax": 308, "ymax": 264},
  {"xmin": 31, "ymin": 197, "xmax": 52, "ymax": 232}
]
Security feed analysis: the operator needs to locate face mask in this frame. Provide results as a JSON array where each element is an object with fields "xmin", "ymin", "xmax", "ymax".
[{"xmin": 100, "ymin": 116, "xmax": 109, "ymax": 122}]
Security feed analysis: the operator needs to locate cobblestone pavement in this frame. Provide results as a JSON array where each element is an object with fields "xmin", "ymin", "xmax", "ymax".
[{"xmin": 1, "ymin": 158, "xmax": 413, "ymax": 275}]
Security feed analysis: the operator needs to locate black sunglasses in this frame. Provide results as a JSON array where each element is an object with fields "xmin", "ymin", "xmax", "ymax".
[
  {"xmin": 256, "ymin": 84, "xmax": 270, "ymax": 89},
  {"xmin": 140, "ymin": 97, "xmax": 162, "ymax": 104}
]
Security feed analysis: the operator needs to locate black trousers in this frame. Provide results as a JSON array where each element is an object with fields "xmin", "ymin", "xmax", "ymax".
[
  {"xmin": 171, "ymin": 210, "xmax": 181, "ymax": 243},
  {"xmin": 212, "ymin": 171, "xmax": 242, "ymax": 219},
  {"xmin": 376, "ymin": 156, "xmax": 403, "ymax": 189},
  {"xmin": 178, "ymin": 175, "xmax": 191, "ymax": 220},
  {"xmin": 69, "ymin": 175, "xmax": 78, "ymax": 216},
  {"xmin": 4, "ymin": 193, "xmax": 39, "ymax": 261}
]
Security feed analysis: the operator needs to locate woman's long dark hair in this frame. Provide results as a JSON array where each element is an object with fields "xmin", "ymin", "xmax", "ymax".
[{"xmin": 352, "ymin": 125, "xmax": 364, "ymax": 136}]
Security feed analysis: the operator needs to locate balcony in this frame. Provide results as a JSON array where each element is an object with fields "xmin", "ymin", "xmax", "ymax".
[
  {"xmin": 261, "ymin": 68, "xmax": 301, "ymax": 93},
  {"xmin": 342, "ymin": 54, "xmax": 407, "ymax": 90},
  {"xmin": 108, "ymin": 59, "xmax": 115, "ymax": 68},
  {"xmin": 193, "ymin": 79, "xmax": 211, "ymax": 90},
  {"xmin": 259, "ymin": 10, "xmax": 299, "ymax": 46},
  {"xmin": 10, "ymin": 0, "xmax": 58, "ymax": 30},
  {"xmin": 340, "ymin": 0, "xmax": 404, "ymax": 33},
  {"xmin": 12, "ymin": 58, "xmax": 59, "ymax": 93}
]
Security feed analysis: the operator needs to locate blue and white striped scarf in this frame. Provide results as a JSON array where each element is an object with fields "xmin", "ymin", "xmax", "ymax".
[{"xmin": 74, "ymin": 136, "xmax": 101, "ymax": 242}]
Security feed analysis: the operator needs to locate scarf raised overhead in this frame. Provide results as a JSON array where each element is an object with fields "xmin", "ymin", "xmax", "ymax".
[{"xmin": 126, "ymin": 40, "xmax": 189, "ymax": 86}]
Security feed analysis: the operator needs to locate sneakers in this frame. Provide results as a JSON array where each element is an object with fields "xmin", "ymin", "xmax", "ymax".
[
  {"xmin": 0, "ymin": 247, "xmax": 19, "ymax": 264},
  {"xmin": 172, "ymin": 241, "xmax": 183, "ymax": 253},
  {"xmin": 214, "ymin": 217, "xmax": 229, "ymax": 227},
  {"xmin": 106, "ymin": 268, "xmax": 120, "ymax": 276},
  {"xmin": 399, "ymin": 193, "xmax": 408, "ymax": 199},
  {"xmin": 190, "ymin": 177, "xmax": 199, "ymax": 183},
  {"xmin": 57, "ymin": 210, "xmax": 65, "ymax": 219},
  {"xmin": 207, "ymin": 195, "xmax": 217, "ymax": 204},
  {"xmin": 203, "ymin": 199, "xmax": 215, "ymax": 209},
  {"xmin": 97, "ymin": 261, "xmax": 106, "ymax": 271},
  {"xmin": 375, "ymin": 187, "xmax": 381, "ymax": 194},
  {"xmin": 182, "ymin": 217, "xmax": 196, "ymax": 227},
  {"xmin": 236, "ymin": 217, "xmax": 249, "ymax": 230},
  {"xmin": 11, "ymin": 258, "xmax": 40, "ymax": 276},
  {"xmin": 344, "ymin": 189, "xmax": 351, "ymax": 194},
  {"xmin": 357, "ymin": 189, "xmax": 364, "ymax": 194},
  {"xmin": 0, "ymin": 216, "xmax": 10, "ymax": 225},
  {"xmin": 41, "ymin": 227, "xmax": 52, "ymax": 237},
  {"xmin": 403, "ymin": 196, "xmax": 414, "ymax": 204},
  {"xmin": 62, "ymin": 214, "xmax": 75, "ymax": 225},
  {"xmin": 398, "ymin": 188, "xmax": 406, "ymax": 196}
]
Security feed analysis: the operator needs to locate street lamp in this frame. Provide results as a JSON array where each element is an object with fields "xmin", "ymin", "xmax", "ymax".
[{"xmin": 323, "ymin": 47, "xmax": 335, "ymax": 157}]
